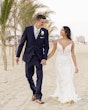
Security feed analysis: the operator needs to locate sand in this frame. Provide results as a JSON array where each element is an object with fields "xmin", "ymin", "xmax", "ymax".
[{"xmin": 0, "ymin": 43, "xmax": 88, "ymax": 110}]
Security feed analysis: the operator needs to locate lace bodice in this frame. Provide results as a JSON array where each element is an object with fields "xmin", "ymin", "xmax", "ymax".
[{"xmin": 57, "ymin": 42, "xmax": 72, "ymax": 56}]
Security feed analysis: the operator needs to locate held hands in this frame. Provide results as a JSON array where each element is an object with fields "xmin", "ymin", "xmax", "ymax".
[{"xmin": 40, "ymin": 59, "xmax": 46, "ymax": 65}]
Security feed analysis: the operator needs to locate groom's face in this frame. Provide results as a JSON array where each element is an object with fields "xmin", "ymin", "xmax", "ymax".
[{"xmin": 36, "ymin": 19, "xmax": 45, "ymax": 28}]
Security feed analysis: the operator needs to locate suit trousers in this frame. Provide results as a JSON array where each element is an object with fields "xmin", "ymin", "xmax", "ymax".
[{"xmin": 25, "ymin": 55, "xmax": 43, "ymax": 99}]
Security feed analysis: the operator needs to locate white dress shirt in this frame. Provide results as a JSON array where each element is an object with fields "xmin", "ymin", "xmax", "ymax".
[{"xmin": 34, "ymin": 25, "xmax": 41, "ymax": 39}]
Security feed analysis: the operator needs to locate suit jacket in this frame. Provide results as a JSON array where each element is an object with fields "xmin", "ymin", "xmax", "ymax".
[{"xmin": 16, "ymin": 26, "xmax": 49, "ymax": 63}]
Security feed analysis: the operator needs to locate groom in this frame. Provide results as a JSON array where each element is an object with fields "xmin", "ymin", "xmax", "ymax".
[{"xmin": 16, "ymin": 15, "xmax": 49, "ymax": 104}]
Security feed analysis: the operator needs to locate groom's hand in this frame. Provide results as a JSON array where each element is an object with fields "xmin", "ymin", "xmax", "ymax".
[
  {"xmin": 16, "ymin": 57, "xmax": 19, "ymax": 64},
  {"xmin": 41, "ymin": 59, "xmax": 46, "ymax": 65}
]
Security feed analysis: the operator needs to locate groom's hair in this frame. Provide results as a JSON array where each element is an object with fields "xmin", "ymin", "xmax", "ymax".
[{"xmin": 36, "ymin": 14, "xmax": 46, "ymax": 20}]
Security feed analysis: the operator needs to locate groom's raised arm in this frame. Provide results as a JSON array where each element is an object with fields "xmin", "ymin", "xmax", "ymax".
[
  {"xmin": 16, "ymin": 27, "xmax": 27, "ymax": 58},
  {"xmin": 43, "ymin": 30, "xmax": 49, "ymax": 60}
]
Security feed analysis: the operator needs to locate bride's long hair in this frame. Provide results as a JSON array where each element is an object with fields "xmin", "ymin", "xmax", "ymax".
[{"xmin": 63, "ymin": 26, "xmax": 71, "ymax": 40}]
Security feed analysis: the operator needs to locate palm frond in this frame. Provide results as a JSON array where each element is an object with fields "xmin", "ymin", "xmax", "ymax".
[
  {"xmin": 4, "ymin": 35, "xmax": 14, "ymax": 41},
  {"xmin": 0, "ymin": 0, "xmax": 14, "ymax": 25}
]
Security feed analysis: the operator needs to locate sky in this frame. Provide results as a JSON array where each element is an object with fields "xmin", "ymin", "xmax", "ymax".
[{"xmin": 39, "ymin": 0, "xmax": 88, "ymax": 42}]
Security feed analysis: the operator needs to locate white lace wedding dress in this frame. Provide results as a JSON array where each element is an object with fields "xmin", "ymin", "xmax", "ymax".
[{"xmin": 51, "ymin": 42, "xmax": 80, "ymax": 103}]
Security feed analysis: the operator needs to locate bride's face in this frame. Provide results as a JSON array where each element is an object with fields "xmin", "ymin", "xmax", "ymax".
[{"xmin": 60, "ymin": 28, "xmax": 66, "ymax": 37}]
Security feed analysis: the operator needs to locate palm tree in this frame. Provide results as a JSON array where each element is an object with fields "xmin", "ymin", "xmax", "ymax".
[
  {"xmin": 18, "ymin": 0, "xmax": 47, "ymax": 31},
  {"xmin": 8, "ymin": 0, "xmax": 49, "ymax": 55},
  {"xmin": 11, "ymin": 0, "xmax": 55, "ymax": 39},
  {"xmin": 44, "ymin": 20, "xmax": 57, "ymax": 37},
  {"xmin": 19, "ymin": 0, "xmax": 57, "ymax": 36},
  {"xmin": 11, "ymin": 0, "xmax": 19, "ymax": 54},
  {"xmin": 0, "ymin": 0, "xmax": 14, "ymax": 70}
]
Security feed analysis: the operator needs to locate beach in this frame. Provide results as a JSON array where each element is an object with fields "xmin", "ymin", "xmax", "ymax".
[{"xmin": 0, "ymin": 43, "xmax": 88, "ymax": 110}]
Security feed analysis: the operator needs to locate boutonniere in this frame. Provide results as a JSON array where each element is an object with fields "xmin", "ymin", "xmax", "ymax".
[{"xmin": 40, "ymin": 30, "xmax": 44, "ymax": 36}]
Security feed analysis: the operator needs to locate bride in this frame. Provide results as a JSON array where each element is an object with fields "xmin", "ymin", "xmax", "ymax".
[{"xmin": 48, "ymin": 26, "xmax": 80, "ymax": 104}]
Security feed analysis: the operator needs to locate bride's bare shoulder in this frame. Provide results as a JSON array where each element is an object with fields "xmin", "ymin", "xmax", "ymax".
[
  {"xmin": 52, "ymin": 40, "xmax": 58, "ymax": 47},
  {"xmin": 52, "ymin": 38, "xmax": 62, "ymax": 45},
  {"xmin": 53, "ymin": 39, "xmax": 58, "ymax": 44},
  {"xmin": 56, "ymin": 39, "xmax": 62, "ymax": 43}
]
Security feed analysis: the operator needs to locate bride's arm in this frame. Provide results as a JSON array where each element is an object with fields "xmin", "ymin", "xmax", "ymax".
[
  {"xmin": 71, "ymin": 41, "xmax": 78, "ymax": 73},
  {"xmin": 48, "ymin": 40, "xmax": 57, "ymax": 59}
]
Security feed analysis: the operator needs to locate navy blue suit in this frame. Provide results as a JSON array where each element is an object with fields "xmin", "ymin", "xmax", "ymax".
[{"xmin": 16, "ymin": 26, "xmax": 49, "ymax": 99}]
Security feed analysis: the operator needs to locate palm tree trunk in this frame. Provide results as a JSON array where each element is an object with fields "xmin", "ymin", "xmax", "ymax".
[
  {"xmin": 2, "ymin": 42, "xmax": 7, "ymax": 70},
  {"xmin": 9, "ymin": 42, "xmax": 11, "ymax": 55},
  {"xmin": 1, "ymin": 29, "xmax": 7, "ymax": 70},
  {"xmin": 12, "ymin": 46, "xmax": 14, "ymax": 67},
  {"xmin": 0, "ymin": 45, "xmax": 3, "ymax": 56},
  {"xmin": 14, "ymin": 30, "xmax": 17, "ymax": 55}
]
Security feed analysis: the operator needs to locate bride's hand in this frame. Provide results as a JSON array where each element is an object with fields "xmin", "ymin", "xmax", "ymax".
[{"xmin": 75, "ymin": 67, "xmax": 78, "ymax": 73}]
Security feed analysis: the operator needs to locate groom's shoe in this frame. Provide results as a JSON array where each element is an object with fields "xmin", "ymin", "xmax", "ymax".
[
  {"xmin": 32, "ymin": 95, "xmax": 36, "ymax": 101},
  {"xmin": 36, "ymin": 99, "xmax": 44, "ymax": 104}
]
